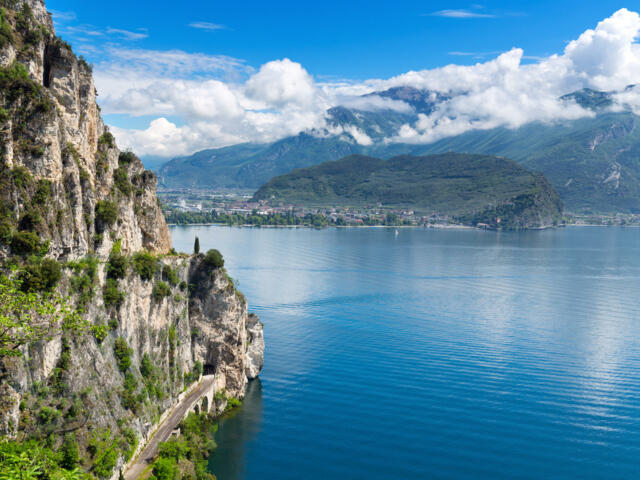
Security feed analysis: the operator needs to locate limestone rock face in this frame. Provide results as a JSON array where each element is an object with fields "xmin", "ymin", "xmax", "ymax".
[
  {"xmin": 246, "ymin": 314, "xmax": 265, "ymax": 379},
  {"xmin": 188, "ymin": 256, "xmax": 264, "ymax": 398},
  {"xmin": 0, "ymin": 1, "xmax": 264, "ymax": 475}
]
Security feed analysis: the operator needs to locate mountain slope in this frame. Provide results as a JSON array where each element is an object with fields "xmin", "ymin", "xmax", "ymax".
[
  {"xmin": 253, "ymin": 153, "xmax": 564, "ymax": 229},
  {"xmin": 157, "ymin": 86, "xmax": 640, "ymax": 213},
  {"xmin": 407, "ymin": 112, "xmax": 640, "ymax": 212}
]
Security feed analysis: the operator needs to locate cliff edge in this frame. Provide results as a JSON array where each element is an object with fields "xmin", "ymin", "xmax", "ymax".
[{"xmin": 0, "ymin": 1, "xmax": 263, "ymax": 477}]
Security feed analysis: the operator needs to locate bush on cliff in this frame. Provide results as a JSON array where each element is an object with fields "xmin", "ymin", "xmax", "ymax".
[
  {"xmin": 203, "ymin": 249, "xmax": 224, "ymax": 269},
  {"xmin": 95, "ymin": 200, "xmax": 118, "ymax": 230},
  {"xmin": 103, "ymin": 278, "xmax": 124, "ymax": 308},
  {"xmin": 162, "ymin": 265, "xmax": 179, "ymax": 286},
  {"xmin": 133, "ymin": 252, "xmax": 157, "ymax": 281},
  {"xmin": 106, "ymin": 251, "xmax": 128, "ymax": 280},
  {"xmin": 10, "ymin": 230, "xmax": 47, "ymax": 256},
  {"xmin": 152, "ymin": 281, "xmax": 171, "ymax": 301},
  {"xmin": 17, "ymin": 258, "xmax": 62, "ymax": 292},
  {"xmin": 113, "ymin": 337, "xmax": 132, "ymax": 372}
]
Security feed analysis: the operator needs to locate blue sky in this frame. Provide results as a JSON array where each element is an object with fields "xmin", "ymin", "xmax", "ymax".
[
  {"xmin": 48, "ymin": 0, "xmax": 629, "ymax": 78},
  {"xmin": 44, "ymin": 1, "xmax": 640, "ymax": 159}
]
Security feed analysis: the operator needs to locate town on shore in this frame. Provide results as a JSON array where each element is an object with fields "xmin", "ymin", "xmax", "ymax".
[{"xmin": 159, "ymin": 189, "xmax": 640, "ymax": 229}]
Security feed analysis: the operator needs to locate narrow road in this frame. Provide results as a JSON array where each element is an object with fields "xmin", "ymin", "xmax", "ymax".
[{"xmin": 124, "ymin": 375, "xmax": 216, "ymax": 480}]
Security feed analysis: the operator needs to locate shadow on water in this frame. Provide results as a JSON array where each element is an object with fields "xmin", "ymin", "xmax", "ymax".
[{"xmin": 208, "ymin": 379, "xmax": 264, "ymax": 480}]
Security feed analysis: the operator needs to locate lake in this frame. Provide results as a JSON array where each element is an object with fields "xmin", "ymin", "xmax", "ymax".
[{"xmin": 170, "ymin": 226, "xmax": 640, "ymax": 479}]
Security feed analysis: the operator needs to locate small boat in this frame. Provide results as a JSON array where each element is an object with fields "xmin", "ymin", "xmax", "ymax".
[{"xmin": 395, "ymin": 229, "xmax": 399, "ymax": 236}]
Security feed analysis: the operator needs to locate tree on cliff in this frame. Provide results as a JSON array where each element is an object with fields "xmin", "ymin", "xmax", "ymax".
[
  {"xmin": 0, "ymin": 275, "xmax": 84, "ymax": 358},
  {"xmin": 194, "ymin": 237, "xmax": 200, "ymax": 254}
]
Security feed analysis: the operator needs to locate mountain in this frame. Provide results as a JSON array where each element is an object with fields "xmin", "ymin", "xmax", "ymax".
[
  {"xmin": 253, "ymin": 153, "xmax": 564, "ymax": 229},
  {"xmin": 157, "ymin": 86, "xmax": 640, "ymax": 213},
  {"xmin": 406, "ymin": 112, "xmax": 640, "ymax": 213},
  {"xmin": 0, "ymin": 1, "xmax": 263, "ymax": 478}
]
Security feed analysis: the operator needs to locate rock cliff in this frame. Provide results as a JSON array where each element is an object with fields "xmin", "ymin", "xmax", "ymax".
[{"xmin": 0, "ymin": 1, "xmax": 263, "ymax": 477}]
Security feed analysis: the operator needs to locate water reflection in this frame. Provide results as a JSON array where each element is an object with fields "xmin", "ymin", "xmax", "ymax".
[{"xmin": 208, "ymin": 379, "xmax": 264, "ymax": 480}]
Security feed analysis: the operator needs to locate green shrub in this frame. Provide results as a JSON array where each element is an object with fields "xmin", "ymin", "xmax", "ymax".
[
  {"xmin": 203, "ymin": 249, "xmax": 224, "ymax": 269},
  {"xmin": 133, "ymin": 251, "xmax": 157, "ymax": 280},
  {"xmin": 114, "ymin": 167, "xmax": 132, "ymax": 196},
  {"xmin": 0, "ymin": 217, "xmax": 12, "ymax": 243},
  {"xmin": 119, "ymin": 151, "xmax": 136, "ymax": 166},
  {"xmin": 93, "ymin": 442, "xmax": 118, "ymax": 479},
  {"xmin": 140, "ymin": 353, "xmax": 154, "ymax": 379},
  {"xmin": 152, "ymin": 457, "xmax": 176, "ymax": 480},
  {"xmin": 33, "ymin": 179, "xmax": 51, "ymax": 205},
  {"xmin": 103, "ymin": 278, "xmax": 124, "ymax": 308},
  {"xmin": 69, "ymin": 256, "xmax": 98, "ymax": 304},
  {"xmin": 162, "ymin": 265, "xmax": 179, "ymax": 286},
  {"xmin": 121, "ymin": 426, "xmax": 138, "ymax": 461},
  {"xmin": 114, "ymin": 337, "xmax": 132, "ymax": 372},
  {"xmin": 11, "ymin": 166, "xmax": 31, "ymax": 188},
  {"xmin": 121, "ymin": 371, "xmax": 140, "ymax": 412},
  {"xmin": 91, "ymin": 324, "xmax": 108, "ymax": 344},
  {"xmin": 0, "ymin": 9, "xmax": 14, "ymax": 49},
  {"xmin": 152, "ymin": 281, "xmax": 171, "ymax": 301},
  {"xmin": 18, "ymin": 258, "xmax": 62, "ymax": 292},
  {"xmin": 78, "ymin": 55, "xmax": 93, "ymax": 73},
  {"xmin": 60, "ymin": 434, "xmax": 79, "ymax": 469},
  {"xmin": 226, "ymin": 397, "xmax": 242, "ymax": 410},
  {"xmin": 37, "ymin": 406, "xmax": 60, "ymax": 424},
  {"xmin": 106, "ymin": 251, "xmax": 128, "ymax": 279},
  {"xmin": 98, "ymin": 132, "xmax": 115, "ymax": 149},
  {"xmin": 95, "ymin": 200, "xmax": 118, "ymax": 229},
  {"xmin": 10, "ymin": 230, "xmax": 46, "ymax": 255}
]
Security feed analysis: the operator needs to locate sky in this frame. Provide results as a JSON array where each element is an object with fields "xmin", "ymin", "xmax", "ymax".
[{"xmin": 45, "ymin": 0, "xmax": 640, "ymax": 159}]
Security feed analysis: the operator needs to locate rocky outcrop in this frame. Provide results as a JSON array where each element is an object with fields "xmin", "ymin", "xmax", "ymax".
[{"xmin": 0, "ymin": 1, "xmax": 263, "ymax": 477}]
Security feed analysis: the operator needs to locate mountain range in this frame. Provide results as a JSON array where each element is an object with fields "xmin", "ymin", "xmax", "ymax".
[{"xmin": 157, "ymin": 86, "xmax": 640, "ymax": 213}]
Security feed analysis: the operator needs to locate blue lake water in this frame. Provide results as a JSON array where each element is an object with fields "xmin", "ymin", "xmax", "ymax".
[{"xmin": 170, "ymin": 226, "xmax": 640, "ymax": 479}]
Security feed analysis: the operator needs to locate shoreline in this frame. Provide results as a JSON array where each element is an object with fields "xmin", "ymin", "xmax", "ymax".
[
  {"xmin": 168, "ymin": 222, "xmax": 640, "ymax": 231},
  {"xmin": 167, "ymin": 223, "xmax": 565, "ymax": 231}
]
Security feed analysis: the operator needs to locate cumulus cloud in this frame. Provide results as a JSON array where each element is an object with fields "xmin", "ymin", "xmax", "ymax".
[
  {"xmin": 97, "ymin": 8, "xmax": 640, "ymax": 157},
  {"xmin": 383, "ymin": 8, "xmax": 640, "ymax": 143}
]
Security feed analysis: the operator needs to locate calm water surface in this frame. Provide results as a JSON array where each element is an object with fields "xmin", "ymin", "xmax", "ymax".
[{"xmin": 170, "ymin": 226, "xmax": 640, "ymax": 479}]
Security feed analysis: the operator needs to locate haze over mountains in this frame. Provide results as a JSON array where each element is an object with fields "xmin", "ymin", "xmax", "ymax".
[{"xmin": 158, "ymin": 84, "xmax": 640, "ymax": 213}]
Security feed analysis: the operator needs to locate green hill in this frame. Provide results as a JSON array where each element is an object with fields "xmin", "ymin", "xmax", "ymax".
[{"xmin": 252, "ymin": 153, "xmax": 564, "ymax": 229}]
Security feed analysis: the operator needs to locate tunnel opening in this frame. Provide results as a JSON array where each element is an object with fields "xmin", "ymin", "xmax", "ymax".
[{"xmin": 203, "ymin": 364, "xmax": 216, "ymax": 376}]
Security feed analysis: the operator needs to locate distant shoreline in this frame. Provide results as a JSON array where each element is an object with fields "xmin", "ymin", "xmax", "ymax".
[
  {"xmin": 166, "ymin": 223, "xmax": 564, "ymax": 231},
  {"xmin": 167, "ymin": 222, "xmax": 640, "ymax": 231}
]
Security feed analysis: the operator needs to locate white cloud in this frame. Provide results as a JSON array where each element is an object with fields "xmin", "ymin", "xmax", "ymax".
[
  {"xmin": 189, "ymin": 22, "xmax": 226, "ymax": 31},
  {"xmin": 343, "ymin": 125, "xmax": 373, "ymax": 146},
  {"xmin": 429, "ymin": 9, "xmax": 495, "ymax": 18},
  {"xmin": 245, "ymin": 59, "xmax": 318, "ymax": 108},
  {"xmin": 99, "ymin": 8, "xmax": 640, "ymax": 157},
  {"xmin": 338, "ymin": 95, "xmax": 413, "ymax": 113},
  {"xmin": 49, "ymin": 10, "xmax": 77, "ymax": 22},
  {"xmin": 106, "ymin": 28, "xmax": 148, "ymax": 41},
  {"xmin": 383, "ymin": 8, "xmax": 640, "ymax": 144}
]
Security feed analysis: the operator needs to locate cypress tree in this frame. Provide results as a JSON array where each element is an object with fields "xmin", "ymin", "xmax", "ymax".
[{"xmin": 194, "ymin": 236, "xmax": 200, "ymax": 254}]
